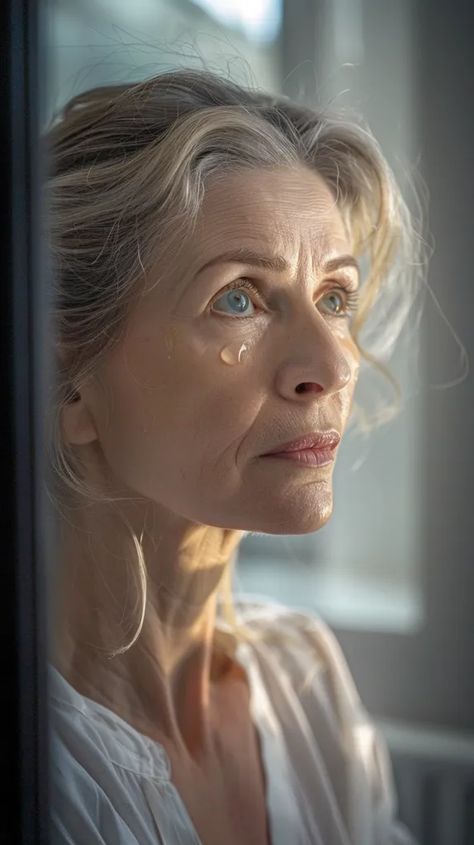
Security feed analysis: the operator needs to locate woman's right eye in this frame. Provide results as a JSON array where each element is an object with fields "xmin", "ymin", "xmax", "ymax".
[{"xmin": 210, "ymin": 280, "xmax": 260, "ymax": 318}]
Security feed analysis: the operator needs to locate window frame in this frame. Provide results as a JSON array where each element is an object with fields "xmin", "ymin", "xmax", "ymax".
[{"xmin": 0, "ymin": 0, "xmax": 51, "ymax": 841}]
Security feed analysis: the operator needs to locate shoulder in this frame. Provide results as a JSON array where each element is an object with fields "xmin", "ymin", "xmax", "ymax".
[
  {"xmin": 232, "ymin": 593, "xmax": 360, "ymax": 711},
  {"xmin": 231, "ymin": 594, "xmax": 418, "ymax": 845},
  {"xmin": 49, "ymin": 728, "xmax": 141, "ymax": 844},
  {"xmin": 48, "ymin": 666, "xmax": 168, "ymax": 844},
  {"xmin": 232, "ymin": 594, "xmax": 365, "ymax": 758}
]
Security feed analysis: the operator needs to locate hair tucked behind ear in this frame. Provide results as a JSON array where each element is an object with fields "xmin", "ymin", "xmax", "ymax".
[{"xmin": 43, "ymin": 68, "xmax": 427, "ymax": 656}]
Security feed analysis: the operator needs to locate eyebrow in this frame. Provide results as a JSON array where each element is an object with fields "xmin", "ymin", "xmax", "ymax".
[{"xmin": 197, "ymin": 248, "xmax": 360, "ymax": 279}]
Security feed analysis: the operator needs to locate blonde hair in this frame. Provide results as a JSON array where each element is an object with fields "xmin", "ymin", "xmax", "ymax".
[{"xmin": 43, "ymin": 69, "xmax": 426, "ymax": 657}]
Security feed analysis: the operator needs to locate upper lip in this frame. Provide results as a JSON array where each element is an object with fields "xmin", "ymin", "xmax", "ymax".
[{"xmin": 262, "ymin": 430, "xmax": 341, "ymax": 455}]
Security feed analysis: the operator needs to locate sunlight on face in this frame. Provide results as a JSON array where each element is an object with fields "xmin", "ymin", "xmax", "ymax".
[{"xmin": 85, "ymin": 166, "xmax": 361, "ymax": 534}]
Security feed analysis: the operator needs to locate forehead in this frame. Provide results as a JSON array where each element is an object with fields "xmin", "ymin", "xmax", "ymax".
[
  {"xmin": 140, "ymin": 166, "xmax": 354, "ymax": 313},
  {"xmin": 191, "ymin": 166, "xmax": 350, "ymax": 257}
]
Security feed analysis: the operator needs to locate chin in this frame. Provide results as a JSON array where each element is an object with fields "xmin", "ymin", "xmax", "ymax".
[
  {"xmin": 229, "ymin": 495, "xmax": 334, "ymax": 536},
  {"xmin": 258, "ymin": 513, "xmax": 333, "ymax": 536}
]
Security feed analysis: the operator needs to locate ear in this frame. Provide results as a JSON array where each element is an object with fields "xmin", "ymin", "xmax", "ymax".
[{"xmin": 61, "ymin": 390, "xmax": 99, "ymax": 446}]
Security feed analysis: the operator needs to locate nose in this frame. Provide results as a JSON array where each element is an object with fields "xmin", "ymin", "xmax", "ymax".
[{"xmin": 274, "ymin": 311, "xmax": 354, "ymax": 400}]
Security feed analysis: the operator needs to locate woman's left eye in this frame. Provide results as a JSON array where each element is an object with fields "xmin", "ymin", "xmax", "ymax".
[{"xmin": 319, "ymin": 289, "xmax": 359, "ymax": 318}]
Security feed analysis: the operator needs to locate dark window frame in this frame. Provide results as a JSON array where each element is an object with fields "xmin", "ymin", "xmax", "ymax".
[{"xmin": 1, "ymin": 0, "xmax": 51, "ymax": 841}]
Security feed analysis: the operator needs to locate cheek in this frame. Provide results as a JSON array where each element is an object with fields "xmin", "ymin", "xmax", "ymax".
[{"xmin": 94, "ymin": 329, "xmax": 255, "ymax": 496}]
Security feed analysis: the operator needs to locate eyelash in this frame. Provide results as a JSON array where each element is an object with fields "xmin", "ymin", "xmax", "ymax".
[{"xmin": 211, "ymin": 278, "xmax": 360, "ymax": 319}]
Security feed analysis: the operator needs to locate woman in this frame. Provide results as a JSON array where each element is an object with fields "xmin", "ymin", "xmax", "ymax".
[{"xmin": 45, "ymin": 69, "xmax": 420, "ymax": 844}]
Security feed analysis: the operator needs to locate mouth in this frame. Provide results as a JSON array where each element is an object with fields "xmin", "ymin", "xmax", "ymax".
[
  {"xmin": 261, "ymin": 429, "xmax": 340, "ymax": 455},
  {"xmin": 261, "ymin": 445, "xmax": 337, "ymax": 467}
]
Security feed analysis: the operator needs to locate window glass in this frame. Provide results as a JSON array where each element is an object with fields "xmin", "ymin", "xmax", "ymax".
[{"xmin": 45, "ymin": 0, "xmax": 424, "ymax": 635}]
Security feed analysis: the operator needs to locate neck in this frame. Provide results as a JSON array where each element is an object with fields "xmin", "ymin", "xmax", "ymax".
[{"xmin": 51, "ymin": 498, "xmax": 244, "ymax": 760}]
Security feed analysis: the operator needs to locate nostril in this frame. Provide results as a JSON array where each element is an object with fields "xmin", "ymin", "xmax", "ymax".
[{"xmin": 295, "ymin": 382, "xmax": 322, "ymax": 394}]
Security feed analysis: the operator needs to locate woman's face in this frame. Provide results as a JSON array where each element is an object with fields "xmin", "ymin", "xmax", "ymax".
[{"xmin": 82, "ymin": 166, "xmax": 361, "ymax": 534}]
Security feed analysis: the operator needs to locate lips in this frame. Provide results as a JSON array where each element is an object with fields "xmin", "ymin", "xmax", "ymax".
[{"xmin": 262, "ymin": 430, "xmax": 341, "ymax": 455}]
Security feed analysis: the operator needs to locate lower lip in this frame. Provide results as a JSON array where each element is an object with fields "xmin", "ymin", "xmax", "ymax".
[{"xmin": 262, "ymin": 446, "xmax": 337, "ymax": 466}]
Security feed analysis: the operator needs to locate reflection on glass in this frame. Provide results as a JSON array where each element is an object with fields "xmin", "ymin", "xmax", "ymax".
[
  {"xmin": 44, "ymin": 0, "xmax": 425, "ymax": 633},
  {"xmin": 43, "ymin": 58, "xmax": 421, "ymax": 843},
  {"xmin": 41, "ymin": 3, "xmax": 433, "ymax": 843}
]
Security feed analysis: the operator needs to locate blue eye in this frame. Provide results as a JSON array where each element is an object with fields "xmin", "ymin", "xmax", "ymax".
[
  {"xmin": 320, "ymin": 289, "xmax": 359, "ymax": 319},
  {"xmin": 321, "ymin": 291, "xmax": 345, "ymax": 315},
  {"xmin": 210, "ymin": 279, "xmax": 358, "ymax": 320},
  {"xmin": 211, "ymin": 283, "xmax": 257, "ymax": 317}
]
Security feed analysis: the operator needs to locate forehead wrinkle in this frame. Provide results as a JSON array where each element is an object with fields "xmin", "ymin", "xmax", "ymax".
[
  {"xmin": 177, "ymin": 170, "xmax": 352, "ymax": 293},
  {"xmin": 268, "ymin": 213, "xmax": 350, "ymax": 281},
  {"xmin": 200, "ymin": 167, "xmax": 339, "ymax": 229},
  {"xmin": 200, "ymin": 197, "xmax": 346, "ymax": 256}
]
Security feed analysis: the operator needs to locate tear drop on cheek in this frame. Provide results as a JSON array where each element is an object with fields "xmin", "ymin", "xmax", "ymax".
[{"xmin": 219, "ymin": 343, "xmax": 248, "ymax": 366}]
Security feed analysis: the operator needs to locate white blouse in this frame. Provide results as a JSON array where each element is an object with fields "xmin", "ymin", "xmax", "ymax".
[{"xmin": 48, "ymin": 595, "xmax": 418, "ymax": 845}]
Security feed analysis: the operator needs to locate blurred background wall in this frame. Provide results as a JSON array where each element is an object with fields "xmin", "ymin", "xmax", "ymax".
[{"xmin": 42, "ymin": 2, "xmax": 474, "ymax": 842}]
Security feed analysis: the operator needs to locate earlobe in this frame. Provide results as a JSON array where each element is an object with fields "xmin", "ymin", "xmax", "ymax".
[{"xmin": 61, "ymin": 394, "xmax": 99, "ymax": 446}]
